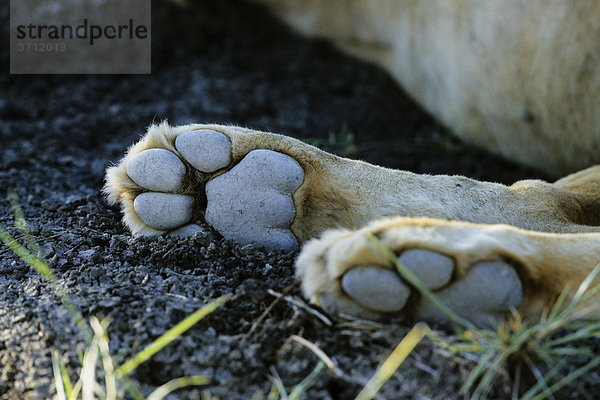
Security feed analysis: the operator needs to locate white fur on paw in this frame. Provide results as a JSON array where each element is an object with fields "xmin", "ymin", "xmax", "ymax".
[
  {"xmin": 175, "ymin": 129, "xmax": 232, "ymax": 172},
  {"xmin": 205, "ymin": 149, "xmax": 304, "ymax": 251},
  {"xmin": 416, "ymin": 261, "xmax": 522, "ymax": 328},
  {"xmin": 126, "ymin": 149, "xmax": 186, "ymax": 192},
  {"xmin": 133, "ymin": 192, "xmax": 194, "ymax": 231},
  {"xmin": 342, "ymin": 267, "xmax": 409, "ymax": 312}
]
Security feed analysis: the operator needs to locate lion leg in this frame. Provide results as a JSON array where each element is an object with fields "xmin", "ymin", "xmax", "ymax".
[
  {"xmin": 552, "ymin": 165, "xmax": 600, "ymax": 226},
  {"xmin": 297, "ymin": 217, "xmax": 600, "ymax": 327},
  {"xmin": 104, "ymin": 122, "xmax": 429, "ymax": 250}
]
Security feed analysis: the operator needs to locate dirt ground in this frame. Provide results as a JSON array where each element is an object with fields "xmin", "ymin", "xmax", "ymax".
[{"xmin": 2, "ymin": 1, "xmax": 597, "ymax": 399}]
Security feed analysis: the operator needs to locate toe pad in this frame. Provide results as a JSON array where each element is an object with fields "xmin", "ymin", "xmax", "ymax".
[
  {"xmin": 417, "ymin": 261, "xmax": 522, "ymax": 328},
  {"xmin": 126, "ymin": 149, "xmax": 186, "ymax": 192},
  {"xmin": 399, "ymin": 249, "xmax": 453, "ymax": 290},
  {"xmin": 342, "ymin": 267, "xmax": 409, "ymax": 312},
  {"xmin": 134, "ymin": 192, "xmax": 194, "ymax": 231},
  {"xmin": 175, "ymin": 129, "xmax": 232, "ymax": 173}
]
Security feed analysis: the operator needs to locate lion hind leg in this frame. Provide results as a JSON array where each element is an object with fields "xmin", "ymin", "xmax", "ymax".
[{"xmin": 297, "ymin": 217, "xmax": 600, "ymax": 327}]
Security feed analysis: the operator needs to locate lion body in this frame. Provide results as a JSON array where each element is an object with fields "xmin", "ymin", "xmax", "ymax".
[{"xmin": 252, "ymin": 0, "xmax": 600, "ymax": 176}]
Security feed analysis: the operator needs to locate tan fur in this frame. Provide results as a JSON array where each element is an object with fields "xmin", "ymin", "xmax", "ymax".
[{"xmin": 250, "ymin": 0, "xmax": 600, "ymax": 176}]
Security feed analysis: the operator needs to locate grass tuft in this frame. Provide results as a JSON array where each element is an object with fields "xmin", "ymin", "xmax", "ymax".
[{"xmin": 367, "ymin": 232, "xmax": 600, "ymax": 399}]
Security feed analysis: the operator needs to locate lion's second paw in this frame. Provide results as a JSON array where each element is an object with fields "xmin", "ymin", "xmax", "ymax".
[
  {"xmin": 297, "ymin": 220, "xmax": 524, "ymax": 328},
  {"xmin": 105, "ymin": 124, "xmax": 304, "ymax": 251}
]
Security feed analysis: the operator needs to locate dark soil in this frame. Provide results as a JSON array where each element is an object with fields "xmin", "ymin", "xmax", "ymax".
[{"xmin": 2, "ymin": 1, "xmax": 597, "ymax": 399}]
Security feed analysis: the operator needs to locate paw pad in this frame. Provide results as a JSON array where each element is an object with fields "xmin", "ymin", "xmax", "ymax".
[
  {"xmin": 342, "ymin": 267, "xmax": 409, "ymax": 312},
  {"xmin": 175, "ymin": 129, "xmax": 231, "ymax": 172},
  {"xmin": 133, "ymin": 192, "xmax": 194, "ymax": 230},
  {"xmin": 122, "ymin": 128, "xmax": 305, "ymax": 250},
  {"xmin": 126, "ymin": 148, "xmax": 186, "ymax": 192},
  {"xmin": 205, "ymin": 149, "xmax": 304, "ymax": 251},
  {"xmin": 416, "ymin": 261, "xmax": 522, "ymax": 327}
]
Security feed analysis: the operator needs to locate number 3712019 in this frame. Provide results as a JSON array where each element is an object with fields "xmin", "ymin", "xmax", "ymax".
[{"xmin": 16, "ymin": 42, "xmax": 67, "ymax": 52}]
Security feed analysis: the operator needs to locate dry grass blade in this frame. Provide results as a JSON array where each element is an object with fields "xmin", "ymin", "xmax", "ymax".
[
  {"xmin": 291, "ymin": 335, "xmax": 342, "ymax": 376},
  {"xmin": 355, "ymin": 322, "xmax": 429, "ymax": 400},
  {"xmin": 91, "ymin": 317, "xmax": 117, "ymax": 400},
  {"xmin": 268, "ymin": 362, "xmax": 325, "ymax": 400},
  {"xmin": 80, "ymin": 333, "xmax": 100, "ymax": 400},
  {"xmin": 245, "ymin": 282, "xmax": 298, "ymax": 341},
  {"xmin": 146, "ymin": 376, "xmax": 211, "ymax": 400},
  {"xmin": 267, "ymin": 289, "xmax": 332, "ymax": 326}
]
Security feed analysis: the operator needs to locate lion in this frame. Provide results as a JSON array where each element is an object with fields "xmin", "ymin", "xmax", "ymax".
[{"xmin": 104, "ymin": 0, "xmax": 600, "ymax": 328}]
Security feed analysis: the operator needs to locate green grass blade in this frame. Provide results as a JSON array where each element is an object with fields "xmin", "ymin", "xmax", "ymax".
[
  {"xmin": 146, "ymin": 376, "xmax": 211, "ymax": 400},
  {"xmin": 545, "ymin": 285, "xmax": 571, "ymax": 324},
  {"xmin": 355, "ymin": 322, "xmax": 429, "ymax": 400},
  {"xmin": 289, "ymin": 362, "xmax": 325, "ymax": 400},
  {"xmin": 68, "ymin": 379, "xmax": 83, "ymax": 400},
  {"xmin": 547, "ymin": 347, "xmax": 595, "ymax": 358},
  {"xmin": 58, "ymin": 353, "xmax": 74, "ymax": 399},
  {"xmin": 269, "ymin": 367, "xmax": 288, "ymax": 400},
  {"xmin": 366, "ymin": 234, "xmax": 477, "ymax": 331},
  {"xmin": 0, "ymin": 227, "xmax": 57, "ymax": 282},
  {"xmin": 472, "ymin": 349, "xmax": 514, "ymax": 399},
  {"xmin": 519, "ymin": 357, "xmax": 566, "ymax": 400},
  {"xmin": 532, "ymin": 356, "xmax": 600, "ymax": 400},
  {"xmin": 460, "ymin": 349, "xmax": 496, "ymax": 395},
  {"xmin": 8, "ymin": 189, "xmax": 41, "ymax": 257},
  {"xmin": 115, "ymin": 295, "xmax": 229, "ymax": 378},
  {"xmin": 122, "ymin": 377, "xmax": 146, "ymax": 400},
  {"xmin": 52, "ymin": 350, "xmax": 68, "ymax": 400},
  {"xmin": 547, "ymin": 322, "xmax": 600, "ymax": 347},
  {"xmin": 0, "ymin": 227, "xmax": 93, "ymax": 341}
]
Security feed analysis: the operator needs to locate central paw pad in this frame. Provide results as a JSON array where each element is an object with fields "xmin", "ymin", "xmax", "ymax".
[
  {"xmin": 123, "ymin": 129, "xmax": 304, "ymax": 251},
  {"xmin": 206, "ymin": 150, "xmax": 303, "ymax": 251}
]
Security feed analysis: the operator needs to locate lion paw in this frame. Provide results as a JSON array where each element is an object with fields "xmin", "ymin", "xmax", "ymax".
[
  {"xmin": 297, "ymin": 219, "xmax": 525, "ymax": 328},
  {"xmin": 105, "ymin": 124, "xmax": 304, "ymax": 251}
]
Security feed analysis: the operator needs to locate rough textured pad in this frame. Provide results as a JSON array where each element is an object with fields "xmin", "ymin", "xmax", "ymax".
[
  {"xmin": 133, "ymin": 192, "xmax": 194, "ymax": 231},
  {"xmin": 342, "ymin": 267, "xmax": 410, "ymax": 312},
  {"xmin": 417, "ymin": 261, "xmax": 523, "ymax": 328},
  {"xmin": 205, "ymin": 150, "xmax": 304, "ymax": 251},
  {"xmin": 126, "ymin": 149, "xmax": 186, "ymax": 192},
  {"xmin": 169, "ymin": 224, "xmax": 206, "ymax": 238},
  {"xmin": 175, "ymin": 129, "xmax": 232, "ymax": 173},
  {"xmin": 399, "ymin": 249, "xmax": 453, "ymax": 290}
]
